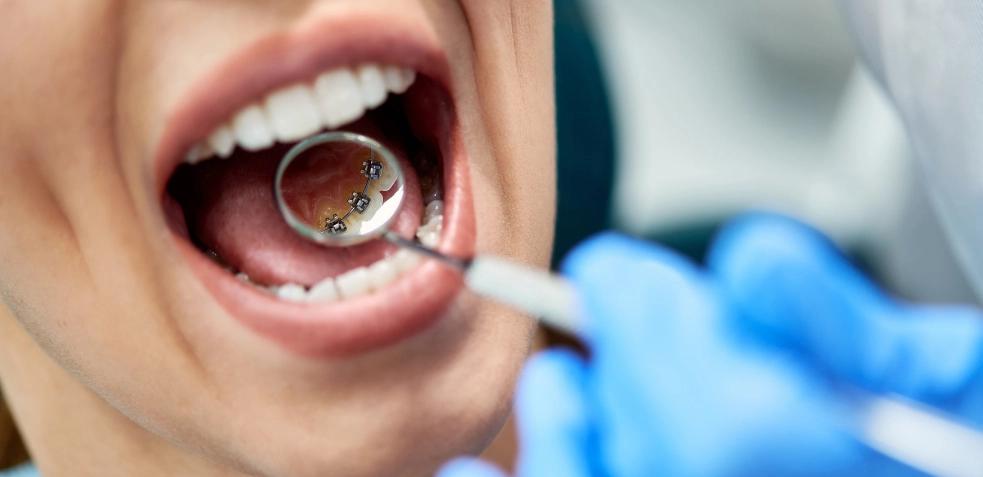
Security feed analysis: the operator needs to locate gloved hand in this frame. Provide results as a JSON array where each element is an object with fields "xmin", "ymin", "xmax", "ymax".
[{"xmin": 437, "ymin": 213, "xmax": 983, "ymax": 477}]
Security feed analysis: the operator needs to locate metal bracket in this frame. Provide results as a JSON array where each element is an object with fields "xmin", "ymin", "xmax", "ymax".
[{"xmin": 323, "ymin": 150, "xmax": 382, "ymax": 234}]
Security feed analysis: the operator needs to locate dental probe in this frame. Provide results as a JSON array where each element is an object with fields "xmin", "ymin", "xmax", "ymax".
[
  {"xmin": 381, "ymin": 231, "xmax": 581, "ymax": 334},
  {"xmin": 275, "ymin": 131, "xmax": 983, "ymax": 477}
]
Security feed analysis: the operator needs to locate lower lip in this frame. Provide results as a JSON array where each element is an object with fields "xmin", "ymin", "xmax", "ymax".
[
  {"xmin": 174, "ymin": 118, "xmax": 476, "ymax": 359},
  {"xmin": 178, "ymin": 240, "xmax": 464, "ymax": 357}
]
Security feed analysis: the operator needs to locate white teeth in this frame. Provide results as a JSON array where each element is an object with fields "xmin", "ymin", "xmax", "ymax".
[
  {"xmin": 419, "ymin": 233, "xmax": 440, "ymax": 249},
  {"xmin": 375, "ymin": 156, "xmax": 398, "ymax": 191},
  {"xmin": 417, "ymin": 221, "xmax": 442, "ymax": 249},
  {"xmin": 228, "ymin": 208, "xmax": 441, "ymax": 303},
  {"xmin": 208, "ymin": 125, "xmax": 236, "ymax": 159},
  {"xmin": 231, "ymin": 105, "xmax": 276, "ymax": 151},
  {"xmin": 417, "ymin": 215, "xmax": 443, "ymax": 237},
  {"xmin": 367, "ymin": 260, "xmax": 398, "ymax": 290},
  {"xmin": 383, "ymin": 66, "xmax": 416, "ymax": 95},
  {"xmin": 185, "ymin": 143, "xmax": 213, "ymax": 165},
  {"xmin": 265, "ymin": 85, "xmax": 323, "ymax": 143},
  {"xmin": 314, "ymin": 69, "xmax": 366, "ymax": 129},
  {"xmin": 424, "ymin": 200, "xmax": 444, "ymax": 222},
  {"xmin": 391, "ymin": 249, "xmax": 423, "ymax": 274},
  {"xmin": 308, "ymin": 277, "xmax": 340, "ymax": 302},
  {"xmin": 336, "ymin": 266, "xmax": 372, "ymax": 299},
  {"xmin": 356, "ymin": 188, "xmax": 385, "ymax": 225},
  {"xmin": 277, "ymin": 283, "xmax": 308, "ymax": 302},
  {"xmin": 417, "ymin": 208, "xmax": 443, "ymax": 249},
  {"xmin": 184, "ymin": 63, "xmax": 418, "ymax": 164},
  {"xmin": 356, "ymin": 64, "xmax": 388, "ymax": 109}
]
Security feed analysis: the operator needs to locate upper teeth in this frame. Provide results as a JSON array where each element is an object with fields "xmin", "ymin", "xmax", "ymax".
[{"xmin": 186, "ymin": 64, "xmax": 417, "ymax": 164}]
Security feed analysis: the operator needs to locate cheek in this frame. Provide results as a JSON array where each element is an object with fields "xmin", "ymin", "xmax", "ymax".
[
  {"xmin": 451, "ymin": 0, "xmax": 557, "ymax": 265},
  {"xmin": 0, "ymin": 161, "xmax": 90, "ymax": 357}
]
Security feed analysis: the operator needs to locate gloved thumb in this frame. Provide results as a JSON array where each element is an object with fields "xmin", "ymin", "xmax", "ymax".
[
  {"xmin": 708, "ymin": 213, "xmax": 983, "ymax": 400},
  {"xmin": 513, "ymin": 350, "xmax": 595, "ymax": 477},
  {"xmin": 561, "ymin": 231, "xmax": 713, "ymax": 354},
  {"xmin": 435, "ymin": 458, "xmax": 507, "ymax": 477}
]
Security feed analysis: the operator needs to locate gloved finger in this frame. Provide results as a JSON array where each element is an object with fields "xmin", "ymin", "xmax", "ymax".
[
  {"xmin": 560, "ymin": 232, "xmax": 867, "ymax": 476},
  {"xmin": 560, "ymin": 232, "xmax": 721, "ymax": 362},
  {"xmin": 435, "ymin": 458, "xmax": 508, "ymax": 477},
  {"xmin": 708, "ymin": 213, "xmax": 983, "ymax": 399},
  {"xmin": 514, "ymin": 350, "xmax": 594, "ymax": 477}
]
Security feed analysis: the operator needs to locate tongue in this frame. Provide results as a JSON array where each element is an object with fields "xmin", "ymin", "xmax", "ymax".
[{"xmin": 175, "ymin": 120, "xmax": 423, "ymax": 286}]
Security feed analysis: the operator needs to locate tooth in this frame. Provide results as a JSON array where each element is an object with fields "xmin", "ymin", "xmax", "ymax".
[
  {"xmin": 367, "ymin": 260, "xmax": 398, "ymax": 290},
  {"xmin": 308, "ymin": 277, "xmax": 340, "ymax": 302},
  {"xmin": 277, "ymin": 283, "xmax": 308, "ymax": 302},
  {"xmin": 265, "ymin": 85, "xmax": 323, "ymax": 142},
  {"xmin": 336, "ymin": 267, "xmax": 372, "ymax": 299},
  {"xmin": 231, "ymin": 105, "xmax": 276, "ymax": 151},
  {"xmin": 383, "ymin": 66, "xmax": 416, "ymax": 94},
  {"xmin": 208, "ymin": 125, "xmax": 236, "ymax": 159},
  {"xmin": 374, "ymin": 156, "xmax": 398, "ymax": 191},
  {"xmin": 417, "ymin": 215, "xmax": 443, "ymax": 237},
  {"xmin": 417, "ymin": 215, "xmax": 443, "ymax": 249},
  {"xmin": 185, "ymin": 143, "xmax": 213, "ymax": 164},
  {"xmin": 356, "ymin": 64, "xmax": 388, "ymax": 109},
  {"xmin": 391, "ymin": 249, "xmax": 422, "ymax": 273},
  {"xmin": 314, "ymin": 69, "xmax": 366, "ymax": 129},
  {"xmin": 354, "ymin": 188, "xmax": 385, "ymax": 224},
  {"xmin": 424, "ymin": 200, "xmax": 444, "ymax": 222},
  {"xmin": 419, "ymin": 231, "xmax": 441, "ymax": 249}
]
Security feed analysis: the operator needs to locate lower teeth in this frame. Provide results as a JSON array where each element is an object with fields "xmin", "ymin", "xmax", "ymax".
[{"xmin": 208, "ymin": 197, "xmax": 444, "ymax": 303}]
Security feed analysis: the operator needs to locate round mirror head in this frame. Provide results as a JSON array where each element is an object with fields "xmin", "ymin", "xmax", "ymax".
[{"xmin": 274, "ymin": 131, "xmax": 405, "ymax": 247}]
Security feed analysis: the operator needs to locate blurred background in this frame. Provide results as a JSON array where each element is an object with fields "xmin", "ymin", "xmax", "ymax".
[
  {"xmin": 551, "ymin": 0, "xmax": 979, "ymax": 306},
  {"xmin": 484, "ymin": 0, "xmax": 983, "ymax": 468}
]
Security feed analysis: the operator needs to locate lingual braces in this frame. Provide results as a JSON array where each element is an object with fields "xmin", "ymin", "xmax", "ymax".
[{"xmin": 324, "ymin": 151, "xmax": 383, "ymax": 235}]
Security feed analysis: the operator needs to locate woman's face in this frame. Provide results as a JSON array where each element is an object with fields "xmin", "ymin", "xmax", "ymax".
[{"xmin": 0, "ymin": 1, "xmax": 555, "ymax": 476}]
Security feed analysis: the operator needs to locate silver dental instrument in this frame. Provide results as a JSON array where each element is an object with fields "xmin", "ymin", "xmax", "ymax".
[
  {"xmin": 274, "ymin": 131, "xmax": 983, "ymax": 477},
  {"xmin": 273, "ymin": 131, "xmax": 578, "ymax": 332}
]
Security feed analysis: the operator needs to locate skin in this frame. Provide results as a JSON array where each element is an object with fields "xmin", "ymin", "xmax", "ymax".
[{"xmin": 0, "ymin": 1, "xmax": 556, "ymax": 476}]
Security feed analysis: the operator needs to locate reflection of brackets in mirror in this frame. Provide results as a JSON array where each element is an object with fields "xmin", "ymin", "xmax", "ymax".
[
  {"xmin": 275, "ymin": 131, "xmax": 406, "ymax": 248},
  {"xmin": 322, "ymin": 151, "xmax": 382, "ymax": 235}
]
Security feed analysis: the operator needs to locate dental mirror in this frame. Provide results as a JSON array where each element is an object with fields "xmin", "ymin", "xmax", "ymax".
[
  {"xmin": 274, "ymin": 131, "xmax": 407, "ymax": 248},
  {"xmin": 275, "ymin": 130, "xmax": 473, "ymax": 272}
]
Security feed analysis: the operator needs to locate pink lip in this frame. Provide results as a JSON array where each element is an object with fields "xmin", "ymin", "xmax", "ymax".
[{"xmin": 157, "ymin": 11, "xmax": 476, "ymax": 357}]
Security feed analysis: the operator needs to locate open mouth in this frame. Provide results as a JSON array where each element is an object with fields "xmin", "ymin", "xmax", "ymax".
[{"xmin": 156, "ymin": 19, "xmax": 475, "ymax": 357}]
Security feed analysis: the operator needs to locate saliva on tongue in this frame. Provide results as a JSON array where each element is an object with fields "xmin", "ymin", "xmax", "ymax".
[{"xmin": 171, "ymin": 117, "xmax": 425, "ymax": 287}]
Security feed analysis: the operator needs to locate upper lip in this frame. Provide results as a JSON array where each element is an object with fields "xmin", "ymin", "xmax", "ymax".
[
  {"xmin": 153, "ymin": 9, "xmax": 451, "ymax": 197},
  {"xmin": 154, "ymin": 10, "xmax": 475, "ymax": 357}
]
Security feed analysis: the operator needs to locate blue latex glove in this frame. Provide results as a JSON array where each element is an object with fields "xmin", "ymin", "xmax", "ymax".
[{"xmin": 438, "ymin": 214, "xmax": 983, "ymax": 477}]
